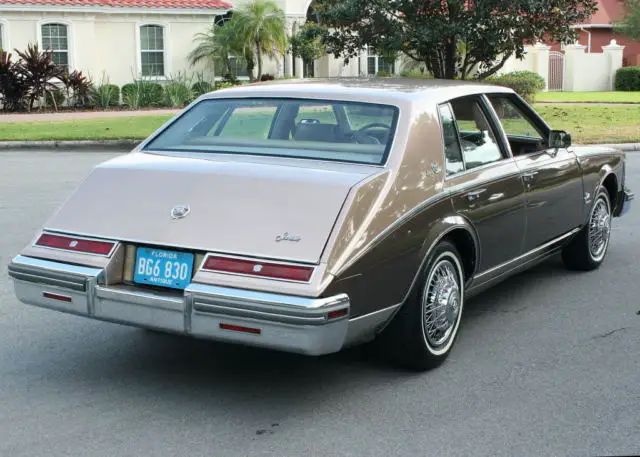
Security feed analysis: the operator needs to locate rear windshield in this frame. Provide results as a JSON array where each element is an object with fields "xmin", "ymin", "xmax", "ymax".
[{"xmin": 142, "ymin": 98, "xmax": 399, "ymax": 165}]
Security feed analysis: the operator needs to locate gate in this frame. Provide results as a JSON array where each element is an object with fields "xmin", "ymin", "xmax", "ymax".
[{"xmin": 548, "ymin": 51, "xmax": 565, "ymax": 91}]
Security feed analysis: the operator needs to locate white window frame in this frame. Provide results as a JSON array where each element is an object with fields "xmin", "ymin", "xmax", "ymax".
[
  {"xmin": 0, "ymin": 19, "xmax": 10, "ymax": 52},
  {"xmin": 135, "ymin": 22, "xmax": 170, "ymax": 80},
  {"xmin": 366, "ymin": 45, "xmax": 396, "ymax": 76},
  {"xmin": 37, "ymin": 20, "xmax": 74, "ymax": 70}
]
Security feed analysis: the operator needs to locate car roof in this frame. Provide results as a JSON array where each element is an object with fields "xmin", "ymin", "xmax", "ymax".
[{"xmin": 202, "ymin": 77, "xmax": 514, "ymax": 105}]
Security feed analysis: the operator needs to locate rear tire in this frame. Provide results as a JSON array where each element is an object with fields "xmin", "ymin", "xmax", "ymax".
[
  {"xmin": 380, "ymin": 240, "xmax": 465, "ymax": 371},
  {"xmin": 562, "ymin": 186, "xmax": 612, "ymax": 271}
]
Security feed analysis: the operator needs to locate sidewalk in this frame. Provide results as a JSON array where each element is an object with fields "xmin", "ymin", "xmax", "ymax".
[{"xmin": 0, "ymin": 108, "xmax": 181, "ymax": 124}]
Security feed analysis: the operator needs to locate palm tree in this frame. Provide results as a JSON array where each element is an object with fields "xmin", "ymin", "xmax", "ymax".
[
  {"xmin": 233, "ymin": 0, "xmax": 287, "ymax": 81},
  {"xmin": 188, "ymin": 21, "xmax": 240, "ymax": 80}
]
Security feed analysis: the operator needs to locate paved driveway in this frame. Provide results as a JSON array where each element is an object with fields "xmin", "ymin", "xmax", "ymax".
[{"xmin": 1, "ymin": 151, "xmax": 639, "ymax": 457}]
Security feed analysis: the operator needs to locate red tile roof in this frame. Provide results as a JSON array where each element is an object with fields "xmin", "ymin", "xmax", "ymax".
[
  {"xmin": 584, "ymin": 0, "xmax": 625, "ymax": 25},
  {"xmin": 0, "ymin": 0, "xmax": 232, "ymax": 9}
]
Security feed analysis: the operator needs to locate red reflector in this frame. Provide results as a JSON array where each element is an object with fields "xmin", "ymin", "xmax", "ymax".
[
  {"xmin": 203, "ymin": 256, "xmax": 314, "ymax": 282},
  {"xmin": 43, "ymin": 292, "xmax": 72, "ymax": 303},
  {"xmin": 328, "ymin": 309, "xmax": 348, "ymax": 320},
  {"xmin": 35, "ymin": 233, "xmax": 114, "ymax": 255},
  {"xmin": 219, "ymin": 323, "xmax": 261, "ymax": 334}
]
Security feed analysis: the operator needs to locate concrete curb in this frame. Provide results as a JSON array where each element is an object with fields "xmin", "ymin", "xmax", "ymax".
[
  {"xmin": 0, "ymin": 139, "xmax": 140, "ymax": 151},
  {"xmin": 0, "ymin": 139, "xmax": 638, "ymax": 152},
  {"xmin": 596, "ymin": 143, "xmax": 640, "ymax": 152}
]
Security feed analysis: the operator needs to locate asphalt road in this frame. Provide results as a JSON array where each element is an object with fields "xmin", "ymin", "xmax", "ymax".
[{"xmin": 1, "ymin": 151, "xmax": 639, "ymax": 457}]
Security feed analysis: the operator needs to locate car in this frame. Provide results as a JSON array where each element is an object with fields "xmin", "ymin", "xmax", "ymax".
[{"xmin": 7, "ymin": 78, "xmax": 634, "ymax": 371}]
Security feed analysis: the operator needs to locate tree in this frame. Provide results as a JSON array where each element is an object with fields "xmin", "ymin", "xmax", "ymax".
[
  {"xmin": 290, "ymin": 23, "xmax": 328, "ymax": 64},
  {"xmin": 314, "ymin": 0, "xmax": 598, "ymax": 80},
  {"xmin": 233, "ymin": 0, "xmax": 288, "ymax": 80},
  {"xmin": 189, "ymin": 21, "xmax": 242, "ymax": 81},
  {"xmin": 615, "ymin": 0, "xmax": 640, "ymax": 40}
]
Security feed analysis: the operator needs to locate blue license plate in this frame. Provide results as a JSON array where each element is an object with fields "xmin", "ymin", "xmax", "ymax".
[{"xmin": 133, "ymin": 247, "xmax": 194, "ymax": 290}]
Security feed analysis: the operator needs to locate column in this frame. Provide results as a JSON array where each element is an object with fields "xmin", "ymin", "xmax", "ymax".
[
  {"xmin": 359, "ymin": 50, "xmax": 368, "ymax": 76},
  {"xmin": 532, "ymin": 43, "xmax": 551, "ymax": 90},
  {"xmin": 602, "ymin": 39, "xmax": 625, "ymax": 90},
  {"xmin": 563, "ymin": 41, "xmax": 587, "ymax": 92},
  {"xmin": 295, "ymin": 56, "xmax": 304, "ymax": 78}
]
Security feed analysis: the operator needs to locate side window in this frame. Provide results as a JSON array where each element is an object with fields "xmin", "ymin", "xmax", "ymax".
[
  {"xmin": 488, "ymin": 95, "xmax": 544, "ymax": 140},
  {"xmin": 449, "ymin": 96, "xmax": 505, "ymax": 170},
  {"xmin": 438, "ymin": 104, "xmax": 464, "ymax": 176}
]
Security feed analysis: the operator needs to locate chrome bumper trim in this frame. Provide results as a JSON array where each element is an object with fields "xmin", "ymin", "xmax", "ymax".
[
  {"xmin": 8, "ymin": 255, "xmax": 102, "ymax": 291},
  {"xmin": 8, "ymin": 255, "xmax": 352, "ymax": 356}
]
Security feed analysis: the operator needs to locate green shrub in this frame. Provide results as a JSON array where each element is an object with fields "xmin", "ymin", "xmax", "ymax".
[
  {"xmin": 164, "ymin": 81, "xmax": 193, "ymax": 107},
  {"xmin": 44, "ymin": 88, "xmax": 65, "ymax": 108},
  {"xmin": 399, "ymin": 70, "xmax": 433, "ymax": 79},
  {"xmin": 192, "ymin": 81, "xmax": 213, "ymax": 97},
  {"xmin": 615, "ymin": 66, "xmax": 640, "ymax": 91},
  {"xmin": 90, "ymin": 83, "xmax": 120, "ymax": 108},
  {"xmin": 122, "ymin": 80, "xmax": 164, "ymax": 108},
  {"xmin": 215, "ymin": 81, "xmax": 236, "ymax": 90},
  {"xmin": 486, "ymin": 70, "xmax": 545, "ymax": 103}
]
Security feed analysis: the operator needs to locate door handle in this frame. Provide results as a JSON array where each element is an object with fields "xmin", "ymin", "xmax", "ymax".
[
  {"xmin": 465, "ymin": 189, "xmax": 486, "ymax": 202},
  {"xmin": 522, "ymin": 171, "xmax": 539, "ymax": 181},
  {"xmin": 488, "ymin": 192, "xmax": 505, "ymax": 202}
]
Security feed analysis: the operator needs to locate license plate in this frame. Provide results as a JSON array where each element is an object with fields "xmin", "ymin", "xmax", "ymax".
[{"xmin": 133, "ymin": 247, "xmax": 194, "ymax": 290}]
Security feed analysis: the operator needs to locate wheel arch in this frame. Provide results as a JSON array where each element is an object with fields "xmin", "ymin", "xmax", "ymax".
[{"xmin": 412, "ymin": 215, "xmax": 480, "ymax": 297}]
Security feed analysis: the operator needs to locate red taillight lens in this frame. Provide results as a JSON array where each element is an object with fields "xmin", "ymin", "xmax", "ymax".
[
  {"xmin": 35, "ymin": 233, "xmax": 115, "ymax": 256},
  {"xmin": 202, "ymin": 256, "xmax": 314, "ymax": 282}
]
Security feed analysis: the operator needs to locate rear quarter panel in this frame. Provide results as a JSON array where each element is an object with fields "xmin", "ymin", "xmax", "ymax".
[{"xmin": 572, "ymin": 146, "xmax": 625, "ymax": 219}]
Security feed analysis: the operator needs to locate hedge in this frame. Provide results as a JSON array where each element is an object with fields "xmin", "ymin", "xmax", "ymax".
[
  {"xmin": 615, "ymin": 66, "xmax": 640, "ymax": 91},
  {"xmin": 486, "ymin": 71, "xmax": 546, "ymax": 103}
]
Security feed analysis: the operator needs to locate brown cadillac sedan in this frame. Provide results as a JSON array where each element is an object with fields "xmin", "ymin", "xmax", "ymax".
[{"xmin": 8, "ymin": 78, "xmax": 634, "ymax": 370}]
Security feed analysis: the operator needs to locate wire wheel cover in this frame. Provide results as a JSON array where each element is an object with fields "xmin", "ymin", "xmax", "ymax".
[
  {"xmin": 422, "ymin": 257, "xmax": 461, "ymax": 348},
  {"xmin": 589, "ymin": 197, "xmax": 610, "ymax": 260}
]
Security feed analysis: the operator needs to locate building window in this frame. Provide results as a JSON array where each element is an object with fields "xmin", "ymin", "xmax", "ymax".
[
  {"xmin": 41, "ymin": 23, "xmax": 69, "ymax": 69},
  {"xmin": 367, "ymin": 47, "xmax": 395, "ymax": 76},
  {"xmin": 140, "ymin": 25, "xmax": 165, "ymax": 77},
  {"xmin": 0, "ymin": 23, "xmax": 4, "ymax": 50}
]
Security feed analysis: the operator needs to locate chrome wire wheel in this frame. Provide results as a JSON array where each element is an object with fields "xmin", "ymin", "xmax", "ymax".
[
  {"xmin": 420, "ymin": 252, "xmax": 464, "ymax": 356},
  {"xmin": 588, "ymin": 196, "xmax": 611, "ymax": 262}
]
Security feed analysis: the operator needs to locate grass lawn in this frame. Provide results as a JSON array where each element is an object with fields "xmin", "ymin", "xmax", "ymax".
[
  {"xmin": 533, "ymin": 105, "xmax": 640, "ymax": 144},
  {"xmin": 0, "ymin": 105, "xmax": 638, "ymax": 145},
  {"xmin": 0, "ymin": 115, "xmax": 174, "ymax": 141},
  {"xmin": 535, "ymin": 91, "xmax": 640, "ymax": 104}
]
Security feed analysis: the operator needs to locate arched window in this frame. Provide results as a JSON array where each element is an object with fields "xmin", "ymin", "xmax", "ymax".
[
  {"xmin": 140, "ymin": 24, "xmax": 165, "ymax": 77},
  {"xmin": 41, "ymin": 23, "xmax": 69, "ymax": 69}
]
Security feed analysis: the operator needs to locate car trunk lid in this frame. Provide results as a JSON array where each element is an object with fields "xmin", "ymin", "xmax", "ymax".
[{"xmin": 44, "ymin": 152, "xmax": 378, "ymax": 264}]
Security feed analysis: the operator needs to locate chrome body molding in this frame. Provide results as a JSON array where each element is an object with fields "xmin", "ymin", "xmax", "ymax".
[
  {"xmin": 467, "ymin": 227, "xmax": 581, "ymax": 295},
  {"xmin": 8, "ymin": 255, "xmax": 356, "ymax": 356}
]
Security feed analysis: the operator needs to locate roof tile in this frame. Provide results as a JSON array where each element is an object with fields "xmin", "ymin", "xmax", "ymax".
[{"xmin": 0, "ymin": 0, "xmax": 232, "ymax": 9}]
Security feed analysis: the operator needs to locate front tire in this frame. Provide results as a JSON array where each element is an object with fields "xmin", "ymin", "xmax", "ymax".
[
  {"xmin": 380, "ymin": 240, "xmax": 465, "ymax": 371},
  {"xmin": 562, "ymin": 185, "xmax": 612, "ymax": 271}
]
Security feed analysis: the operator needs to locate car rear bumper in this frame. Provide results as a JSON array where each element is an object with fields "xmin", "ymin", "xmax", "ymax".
[{"xmin": 7, "ymin": 255, "xmax": 353, "ymax": 356}]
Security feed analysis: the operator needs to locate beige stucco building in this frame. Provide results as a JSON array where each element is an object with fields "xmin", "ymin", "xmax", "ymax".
[{"xmin": 0, "ymin": 0, "xmax": 403, "ymax": 87}]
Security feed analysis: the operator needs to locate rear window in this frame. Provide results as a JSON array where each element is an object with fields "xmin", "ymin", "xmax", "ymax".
[{"xmin": 143, "ymin": 98, "xmax": 399, "ymax": 165}]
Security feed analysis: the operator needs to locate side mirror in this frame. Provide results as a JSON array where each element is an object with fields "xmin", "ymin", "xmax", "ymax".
[{"xmin": 549, "ymin": 130, "xmax": 572, "ymax": 149}]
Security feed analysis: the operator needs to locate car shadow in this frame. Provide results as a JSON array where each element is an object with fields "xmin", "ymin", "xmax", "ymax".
[{"xmin": 21, "ymin": 255, "xmax": 575, "ymax": 415}]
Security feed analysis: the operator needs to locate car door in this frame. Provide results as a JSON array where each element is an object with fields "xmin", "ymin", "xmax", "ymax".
[
  {"xmin": 439, "ymin": 96, "xmax": 527, "ymax": 273},
  {"xmin": 485, "ymin": 94, "xmax": 584, "ymax": 252}
]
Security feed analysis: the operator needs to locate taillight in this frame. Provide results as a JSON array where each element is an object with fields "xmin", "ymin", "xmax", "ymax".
[
  {"xmin": 202, "ymin": 255, "xmax": 314, "ymax": 282},
  {"xmin": 35, "ymin": 233, "xmax": 115, "ymax": 256}
]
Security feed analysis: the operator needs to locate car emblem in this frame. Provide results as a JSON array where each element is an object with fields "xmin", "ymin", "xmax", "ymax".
[
  {"xmin": 171, "ymin": 205, "xmax": 190, "ymax": 220},
  {"xmin": 253, "ymin": 264, "xmax": 263, "ymax": 273},
  {"xmin": 275, "ymin": 232, "xmax": 301, "ymax": 243},
  {"xmin": 69, "ymin": 240, "xmax": 78, "ymax": 248}
]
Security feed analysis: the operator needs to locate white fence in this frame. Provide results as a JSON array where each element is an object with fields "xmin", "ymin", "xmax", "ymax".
[{"xmin": 500, "ymin": 39, "xmax": 625, "ymax": 92}]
